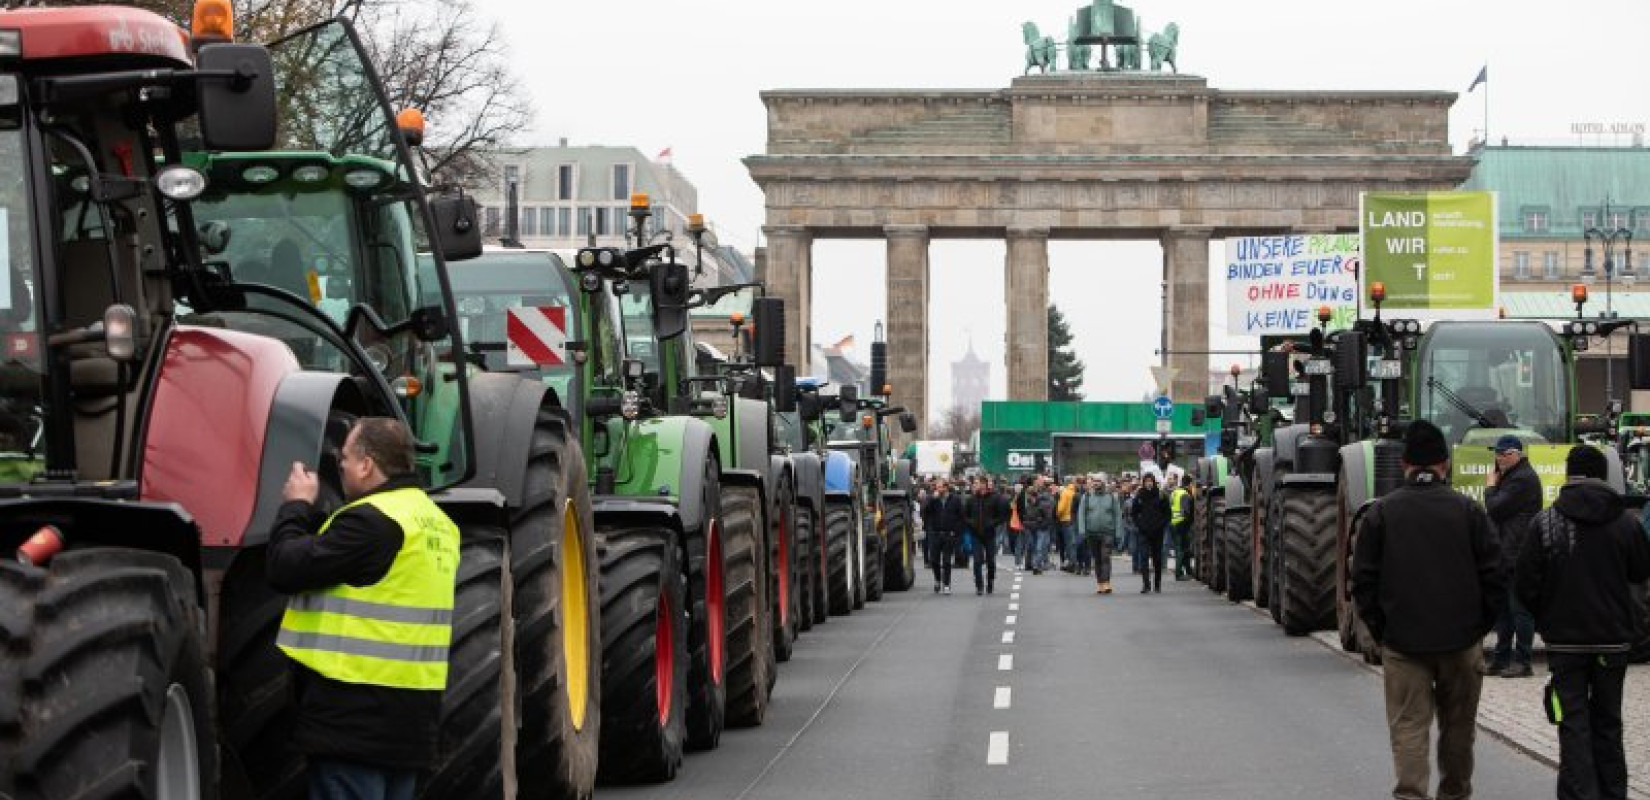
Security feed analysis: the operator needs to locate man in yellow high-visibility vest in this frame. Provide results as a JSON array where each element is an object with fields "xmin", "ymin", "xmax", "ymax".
[
  {"xmin": 268, "ymin": 417, "xmax": 459, "ymax": 800},
  {"xmin": 1169, "ymin": 475, "xmax": 1195, "ymax": 582}
]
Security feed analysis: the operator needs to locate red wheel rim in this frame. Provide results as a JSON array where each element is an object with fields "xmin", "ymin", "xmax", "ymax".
[
  {"xmin": 656, "ymin": 589, "xmax": 674, "ymax": 725},
  {"xmin": 707, "ymin": 520, "xmax": 725, "ymax": 685},
  {"xmin": 777, "ymin": 509, "xmax": 790, "ymax": 627}
]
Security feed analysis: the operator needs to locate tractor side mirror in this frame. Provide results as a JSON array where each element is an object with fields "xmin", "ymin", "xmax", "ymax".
[
  {"xmin": 195, "ymin": 44, "xmax": 277, "ymax": 151},
  {"xmin": 1262, "ymin": 351, "xmax": 1292, "ymax": 399},
  {"xmin": 799, "ymin": 392, "xmax": 822, "ymax": 422},
  {"xmin": 773, "ymin": 365, "xmax": 797, "ymax": 413},
  {"xmin": 650, "ymin": 261, "xmax": 691, "ymax": 340},
  {"xmin": 429, "ymin": 194, "xmax": 483, "ymax": 262},
  {"xmin": 752, "ymin": 297, "xmax": 786, "ymax": 368},
  {"xmin": 839, "ymin": 385, "xmax": 859, "ymax": 420},
  {"xmin": 1247, "ymin": 385, "xmax": 1268, "ymax": 416},
  {"xmin": 408, "ymin": 306, "xmax": 449, "ymax": 342},
  {"xmin": 899, "ymin": 411, "xmax": 918, "ymax": 433}
]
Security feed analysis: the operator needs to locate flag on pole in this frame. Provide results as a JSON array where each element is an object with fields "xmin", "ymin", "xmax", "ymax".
[
  {"xmin": 1467, "ymin": 65, "xmax": 1487, "ymax": 93},
  {"xmin": 656, "ymin": 147, "xmax": 673, "ymax": 164}
]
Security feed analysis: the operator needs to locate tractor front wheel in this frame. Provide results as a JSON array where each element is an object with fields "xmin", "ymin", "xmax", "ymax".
[{"xmin": 596, "ymin": 526, "xmax": 688, "ymax": 783}]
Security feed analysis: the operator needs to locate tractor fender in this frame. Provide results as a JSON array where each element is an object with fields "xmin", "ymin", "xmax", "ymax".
[
  {"xmin": 609, "ymin": 414, "xmax": 719, "ymax": 536},
  {"xmin": 731, "ymin": 396, "xmax": 772, "ymax": 499},
  {"xmin": 462, "ymin": 371, "xmax": 553, "ymax": 510},
  {"xmin": 1253, "ymin": 448, "xmax": 1277, "ymax": 499},
  {"xmin": 892, "ymin": 458, "xmax": 915, "ymax": 495},
  {"xmin": 822, "ymin": 449, "xmax": 856, "ymax": 497},
  {"xmin": 1222, "ymin": 474, "xmax": 1249, "ymax": 511},
  {"xmin": 430, "ymin": 487, "xmax": 510, "ymax": 529},
  {"xmin": 140, "ymin": 326, "xmax": 302, "ymax": 550},
  {"xmin": 1339, "ymin": 442, "xmax": 1375, "ymax": 512},
  {"xmin": 1278, "ymin": 472, "xmax": 1337, "ymax": 490},
  {"xmin": 1272, "ymin": 424, "xmax": 1310, "ymax": 470},
  {"xmin": 240, "ymin": 371, "xmax": 371, "ymax": 548},
  {"xmin": 0, "ymin": 497, "xmax": 205, "ymax": 599},
  {"xmin": 789, "ymin": 451, "xmax": 825, "ymax": 514}
]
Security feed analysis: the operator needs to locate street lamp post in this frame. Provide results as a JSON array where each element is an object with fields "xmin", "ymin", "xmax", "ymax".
[{"xmin": 1582, "ymin": 200, "xmax": 1636, "ymax": 402}]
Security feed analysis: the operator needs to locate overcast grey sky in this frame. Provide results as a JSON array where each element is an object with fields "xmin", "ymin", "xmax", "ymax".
[{"xmin": 484, "ymin": 0, "xmax": 1650, "ymax": 417}]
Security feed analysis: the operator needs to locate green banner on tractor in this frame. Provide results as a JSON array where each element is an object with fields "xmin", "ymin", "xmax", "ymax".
[
  {"xmin": 1361, "ymin": 191, "xmax": 1498, "ymax": 317},
  {"xmin": 1451, "ymin": 444, "xmax": 1571, "ymax": 508}
]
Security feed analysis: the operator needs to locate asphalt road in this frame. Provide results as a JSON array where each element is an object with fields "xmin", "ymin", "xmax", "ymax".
[{"xmin": 603, "ymin": 554, "xmax": 1559, "ymax": 800}]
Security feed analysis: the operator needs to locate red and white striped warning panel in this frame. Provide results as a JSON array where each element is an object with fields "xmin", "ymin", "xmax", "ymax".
[{"xmin": 506, "ymin": 306, "xmax": 568, "ymax": 367}]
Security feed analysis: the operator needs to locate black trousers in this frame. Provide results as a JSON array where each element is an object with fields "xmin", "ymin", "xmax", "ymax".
[
  {"xmin": 1140, "ymin": 528, "xmax": 1166, "ymax": 590},
  {"xmin": 930, "ymin": 531, "xmax": 956, "ymax": 588},
  {"xmin": 1549, "ymin": 652, "xmax": 1630, "ymax": 800},
  {"xmin": 972, "ymin": 530, "xmax": 998, "ymax": 591}
]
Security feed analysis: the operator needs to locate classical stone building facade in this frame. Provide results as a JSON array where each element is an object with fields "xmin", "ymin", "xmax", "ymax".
[{"xmin": 745, "ymin": 73, "xmax": 1473, "ymax": 430}]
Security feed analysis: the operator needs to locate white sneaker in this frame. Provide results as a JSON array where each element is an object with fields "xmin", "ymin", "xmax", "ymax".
[{"xmin": 942, "ymin": 585, "xmax": 952, "ymax": 595}]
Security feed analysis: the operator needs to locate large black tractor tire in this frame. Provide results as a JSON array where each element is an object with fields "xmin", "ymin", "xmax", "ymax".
[
  {"xmin": 424, "ymin": 530, "xmax": 510, "ymax": 800},
  {"xmin": 811, "ymin": 498, "xmax": 831, "ymax": 623},
  {"xmin": 1207, "ymin": 498, "xmax": 1228, "ymax": 594},
  {"xmin": 1224, "ymin": 510, "xmax": 1253, "ymax": 603},
  {"xmin": 824, "ymin": 499, "xmax": 855, "ymax": 616},
  {"xmin": 1339, "ymin": 510, "xmax": 1385, "ymax": 666},
  {"xmin": 596, "ymin": 526, "xmax": 688, "ymax": 784},
  {"xmin": 1252, "ymin": 494, "xmax": 1272, "ymax": 610},
  {"xmin": 795, "ymin": 504, "xmax": 816, "ymax": 634},
  {"xmin": 505, "ymin": 410, "xmax": 602, "ymax": 797},
  {"xmin": 771, "ymin": 477, "xmax": 800, "ymax": 664},
  {"xmin": 882, "ymin": 500, "xmax": 916, "ymax": 592},
  {"xmin": 0, "ymin": 549, "xmax": 217, "ymax": 800},
  {"xmin": 216, "ymin": 551, "xmax": 303, "ymax": 800},
  {"xmin": 1278, "ymin": 488, "xmax": 1339, "ymax": 636},
  {"xmin": 684, "ymin": 459, "xmax": 727, "ymax": 752},
  {"xmin": 723, "ymin": 485, "xmax": 774, "ymax": 727},
  {"xmin": 863, "ymin": 521, "xmax": 885, "ymax": 603},
  {"xmin": 1193, "ymin": 497, "xmax": 1210, "ymax": 584},
  {"xmin": 851, "ymin": 506, "xmax": 869, "ymax": 610},
  {"xmin": 1266, "ymin": 488, "xmax": 1285, "ymax": 625}
]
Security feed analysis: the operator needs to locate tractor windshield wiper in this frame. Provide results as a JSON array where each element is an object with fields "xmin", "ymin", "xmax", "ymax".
[{"xmin": 1425, "ymin": 377, "xmax": 1496, "ymax": 428}]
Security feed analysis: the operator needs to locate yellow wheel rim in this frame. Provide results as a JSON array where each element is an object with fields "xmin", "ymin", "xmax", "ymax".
[{"xmin": 560, "ymin": 499, "xmax": 591, "ymax": 731}]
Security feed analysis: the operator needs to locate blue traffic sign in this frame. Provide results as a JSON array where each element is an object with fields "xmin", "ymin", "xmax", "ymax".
[{"xmin": 1152, "ymin": 395, "xmax": 1174, "ymax": 420}]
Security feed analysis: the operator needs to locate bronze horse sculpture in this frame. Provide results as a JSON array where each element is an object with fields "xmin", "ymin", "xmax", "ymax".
[
  {"xmin": 1023, "ymin": 21, "xmax": 1058, "ymax": 74},
  {"xmin": 1147, "ymin": 22, "xmax": 1178, "ymax": 73}
]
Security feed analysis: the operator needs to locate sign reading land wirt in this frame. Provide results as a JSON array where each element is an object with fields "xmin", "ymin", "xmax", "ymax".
[{"xmin": 1359, "ymin": 191, "xmax": 1498, "ymax": 319}]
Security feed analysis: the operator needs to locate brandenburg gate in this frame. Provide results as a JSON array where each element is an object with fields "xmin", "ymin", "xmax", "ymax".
[{"xmin": 745, "ymin": 72, "xmax": 1473, "ymax": 426}]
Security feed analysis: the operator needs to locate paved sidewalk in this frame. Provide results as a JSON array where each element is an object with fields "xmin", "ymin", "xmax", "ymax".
[{"xmin": 1305, "ymin": 629, "xmax": 1650, "ymax": 800}]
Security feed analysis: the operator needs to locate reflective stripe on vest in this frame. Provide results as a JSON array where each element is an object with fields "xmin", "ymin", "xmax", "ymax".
[
  {"xmin": 1170, "ymin": 488, "xmax": 1190, "ymax": 525},
  {"xmin": 278, "ymin": 487, "xmax": 459, "ymax": 690}
]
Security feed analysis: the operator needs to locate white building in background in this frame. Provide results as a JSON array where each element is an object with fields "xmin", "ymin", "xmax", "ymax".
[{"xmin": 464, "ymin": 142, "xmax": 754, "ymax": 285}]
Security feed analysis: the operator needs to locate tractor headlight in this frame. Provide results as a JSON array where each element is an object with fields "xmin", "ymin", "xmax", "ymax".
[
  {"xmin": 1322, "ymin": 410, "xmax": 1337, "ymax": 425},
  {"xmin": 621, "ymin": 390, "xmax": 641, "ymax": 420},
  {"xmin": 155, "ymin": 166, "xmax": 207, "ymax": 201},
  {"xmin": 241, "ymin": 165, "xmax": 280, "ymax": 185},
  {"xmin": 292, "ymin": 165, "xmax": 329, "ymax": 184},
  {"xmin": 343, "ymin": 169, "xmax": 387, "ymax": 190}
]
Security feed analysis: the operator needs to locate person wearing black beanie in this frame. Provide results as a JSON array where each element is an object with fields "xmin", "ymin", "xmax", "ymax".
[
  {"xmin": 1353, "ymin": 417, "xmax": 1501, "ymax": 800},
  {"xmin": 1518, "ymin": 445, "xmax": 1650, "ymax": 800}
]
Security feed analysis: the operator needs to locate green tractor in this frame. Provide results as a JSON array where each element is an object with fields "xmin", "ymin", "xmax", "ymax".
[
  {"xmin": 823, "ymin": 371, "xmax": 920, "ymax": 606},
  {"xmin": 1328, "ymin": 287, "xmax": 1628, "ymax": 663},
  {"xmin": 443, "ymin": 244, "xmax": 740, "ymax": 780}
]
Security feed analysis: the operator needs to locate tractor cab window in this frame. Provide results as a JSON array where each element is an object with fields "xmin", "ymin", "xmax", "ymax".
[
  {"xmin": 1417, "ymin": 322, "xmax": 1569, "ymax": 445},
  {"xmin": 445, "ymin": 251, "xmax": 576, "ymax": 375},
  {"xmin": 0, "ymin": 124, "xmax": 43, "ymax": 482},
  {"xmin": 619, "ymin": 282, "xmax": 659, "ymax": 373}
]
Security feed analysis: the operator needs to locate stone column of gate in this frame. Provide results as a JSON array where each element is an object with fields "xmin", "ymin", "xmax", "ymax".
[
  {"xmin": 762, "ymin": 225, "xmax": 813, "ymax": 369},
  {"xmin": 1161, "ymin": 227, "xmax": 1213, "ymax": 403},
  {"xmin": 1004, "ymin": 227, "xmax": 1050, "ymax": 401},
  {"xmin": 884, "ymin": 225, "xmax": 930, "ymax": 437}
]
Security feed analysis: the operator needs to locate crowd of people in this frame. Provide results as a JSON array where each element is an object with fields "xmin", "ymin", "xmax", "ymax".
[{"xmin": 914, "ymin": 469, "xmax": 1197, "ymax": 596}]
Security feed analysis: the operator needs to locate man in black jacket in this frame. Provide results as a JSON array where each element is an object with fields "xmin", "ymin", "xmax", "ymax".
[
  {"xmin": 1353, "ymin": 420, "xmax": 1501, "ymax": 800},
  {"xmin": 268, "ymin": 418, "xmax": 459, "ymax": 800},
  {"xmin": 964, "ymin": 476, "xmax": 1009, "ymax": 595},
  {"xmin": 1516, "ymin": 445, "xmax": 1650, "ymax": 800},
  {"xmin": 1130, "ymin": 473, "xmax": 1171, "ymax": 594},
  {"xmin": 1485, "ymin": 434, "xmax": 1542, "ymax": 678},
  {"xmin": 924, "ymin": 481, "xmax": 965, "ymax": 594}
]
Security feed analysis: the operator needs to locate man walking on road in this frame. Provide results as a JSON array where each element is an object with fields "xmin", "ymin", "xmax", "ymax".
[
  {"xmin": 1516, "ymin": 445, "xmax": 1650, "ymax": 800},
  {"xmin": 267, "ymin": 417, "xmax": 459, "ymax": 800},
  {"xmin": 1352, "ymin": 420, "xmax": 1501, "ymax": 800},
  {"xmin": 1078, "ymin": 474, "xmax": 1122, "ymax": 594},
  {"xmin": 1484, "ymin": 434, "xmax": 1542, "ymax": 678},
  {"xmin": 1130, "ymin": 473, "xmax": 1170, "ymax": 593},
  {"xmin": 1169, "ymin": 474, "xmax": 1195, "ymax": 581},
  {"xmin": 1023, "ymin": 478, "xmax": 1056, "ymax": 575},
  {"xmin": 1055, "ymin": 475, "xmax": 1081, "ymax": 572},
  {"xmin": 964, "ymin": 476, "xmax": 1009, "ymax": 595},
  {"xmin": 924, "ymin": 480, "xmax": 965, "ymax": 594}
]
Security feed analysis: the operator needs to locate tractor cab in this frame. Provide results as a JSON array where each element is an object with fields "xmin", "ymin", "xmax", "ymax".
[{"xmin": 1414, "ymin": 320, "xmax": 1571, "ymax": 447}]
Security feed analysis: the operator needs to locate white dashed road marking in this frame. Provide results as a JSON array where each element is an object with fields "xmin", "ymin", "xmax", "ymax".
[
  {"xmin": 998, "ymin": 654, "xmax": 1013, "ymax": 671},
  {"xmin": 1001, "ymin": 631, "xmax": 1015, "ymax": 644},
  {"xmin": 994, "ymin": 686, "xmax": 1012, "ymax": 709},
  {"xmin": 987, "ymin": 731, "xmax": 1010, "ymax": 765},
  {"xmin": 1009, "ymin": 602, "xmax": 1019, "ymax": 611},
  {"xmin": 1006, "ymin": 615, "xmax": 1017, "ymax": 625},
  {"xmin": 1010, "ymin": 592, "xmax": 1020, "ymax": 600}
]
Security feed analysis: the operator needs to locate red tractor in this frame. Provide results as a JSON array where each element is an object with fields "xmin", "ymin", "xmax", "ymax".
[{"xmin": 0, "ymin": 6, "xmax": 599, "ymax": 800}]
